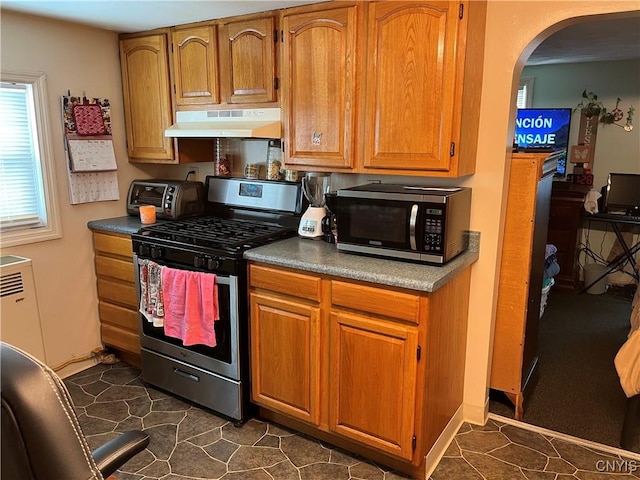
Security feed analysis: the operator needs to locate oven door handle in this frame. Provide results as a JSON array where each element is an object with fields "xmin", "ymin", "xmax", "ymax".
[
  {"xmin": 173, "ymin": 368, "xmax": 200, "ymax": 382},
  {"xmin": 409, "ymin": 204, "xmax": 418, "ymax": 251}
]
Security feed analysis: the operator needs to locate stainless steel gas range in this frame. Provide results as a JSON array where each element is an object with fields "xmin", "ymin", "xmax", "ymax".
[{"xmin": 131, "ymin": 176, "xmax": 303, "ymax": 423}]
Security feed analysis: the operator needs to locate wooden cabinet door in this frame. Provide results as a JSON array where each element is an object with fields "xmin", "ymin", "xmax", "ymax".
[
  {"xmin": 361, "ymin": 1, "xmax": 460, "ymax": 173},
  {"xmin": 281, "ymin": 6, "xmax": 358, "ymax": 169},
  {"xmin": 250, "ymin": 292, "xmax": 321, "ymax": 425},
  {"xmin": 119, "ymin": 34, "xmax": 174, "ymax": 162},
  {"xmin": 220, "ymin": 16, "xmax": 277, "ymax": 104},
  {"xmin": 172, "ymin": 25, "xmax": 220, "ymax": 106},
  {"xmin": 329, "ymin": 310, "xmax": 418, "ymax": 460}
]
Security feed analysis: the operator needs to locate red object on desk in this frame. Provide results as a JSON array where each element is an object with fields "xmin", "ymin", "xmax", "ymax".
[{"xmin": 566, "ymin": 173, "xmax": 594, "ymax": 186}]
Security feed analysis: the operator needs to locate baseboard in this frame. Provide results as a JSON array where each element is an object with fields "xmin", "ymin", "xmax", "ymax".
[
  {"xmin": 424, "ymin": 405, "xmax": 464, "ymax": 478},
  {"xmin": 489, "ymin": 413, "xmax": 640, "ymax": 461},
  {"xmin": 56, "ymin": 357, "xmax": 100, "ymax": 379},
  {"xmin": 462, "ymin": 397, "xmax": 489, "ymax": 425}
]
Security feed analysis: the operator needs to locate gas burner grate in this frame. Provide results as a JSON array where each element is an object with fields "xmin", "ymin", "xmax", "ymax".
[{"xmin": 137, "ymin": 216, "xmax": 294, "ymax": 252}]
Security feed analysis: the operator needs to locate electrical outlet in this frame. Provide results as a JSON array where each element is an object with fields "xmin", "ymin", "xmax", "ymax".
[{"xmin": 190, "ymin": 167, "xmax": 200, "ymax": 181}]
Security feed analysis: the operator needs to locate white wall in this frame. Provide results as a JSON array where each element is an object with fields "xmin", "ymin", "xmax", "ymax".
[
  {"xmin": 523, "ymin": 59, "xmax": 640, "ymax": 283},
  {"xmin": 0, "ymin": 10, "xmax": 165, "ymax": 375},
  {"xmin": 461, "ymin": 1, "xmax": 639, "ymax": 424},
  {"xmin": 523, "ymin": 59, "xmax": 640, "ymax": 188}
]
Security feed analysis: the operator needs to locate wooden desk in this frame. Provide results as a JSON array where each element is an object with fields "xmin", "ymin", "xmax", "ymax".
[{"xmin": 582, "ymin": 213, "xmax": 640, "ymax": 291}]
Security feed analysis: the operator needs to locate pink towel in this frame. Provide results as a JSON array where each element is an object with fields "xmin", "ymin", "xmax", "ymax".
[{"xmin": 162, "ymin": 268, "xmax": 219, "ymax": 347}]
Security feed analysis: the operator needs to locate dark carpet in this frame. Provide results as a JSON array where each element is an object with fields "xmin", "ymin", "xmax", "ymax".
[{"xmin": 490, "ymin": 284, "xmax": 640, "ymax": 454}]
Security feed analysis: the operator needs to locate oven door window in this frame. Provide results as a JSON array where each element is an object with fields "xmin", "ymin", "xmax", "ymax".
[
  {"xmin": 133, "ymin": 185, "xmax": 165, "ymax": 208},
  {"xmin": 337, "ymin": 198, "xmax": 420, "ymax": 250},
  {"xmin": 140, "ymin": 271, "xmax": 232, "ymax": 364}
]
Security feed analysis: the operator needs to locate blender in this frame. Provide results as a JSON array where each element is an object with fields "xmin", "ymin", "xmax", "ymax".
[{"xmin": 298, "ymin": 172, "xmax": 330, "ymax": 239}]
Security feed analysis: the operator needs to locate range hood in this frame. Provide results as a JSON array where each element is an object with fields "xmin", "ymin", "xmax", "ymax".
[{"xmin": 165, "ymin": 108, "xmax": 281, "ymax": 139}]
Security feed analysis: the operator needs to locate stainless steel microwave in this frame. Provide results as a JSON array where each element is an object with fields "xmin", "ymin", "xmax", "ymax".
[{"xmin": 335, "ymin": 184, "xmax": 471, "ymax": 265}]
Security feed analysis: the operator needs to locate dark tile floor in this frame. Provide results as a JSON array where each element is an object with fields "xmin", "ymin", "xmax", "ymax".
[
  {"xmin": 65, "ymin": 362, "xmax": 640, "ymax": 480},
  {"xmin": 432, "ymin": 418, "xmax": 640, "ymax": 480}
]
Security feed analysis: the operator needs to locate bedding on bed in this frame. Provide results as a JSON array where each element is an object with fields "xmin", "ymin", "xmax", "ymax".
[{"xmin": 615, "ymin": 285, "xmax": 640, "ymax": 398}]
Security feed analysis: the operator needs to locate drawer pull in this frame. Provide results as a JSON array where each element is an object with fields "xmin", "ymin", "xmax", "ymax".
[{"xmin": 173, "ymin": 368, "xmax": 200, "ymax": 382}]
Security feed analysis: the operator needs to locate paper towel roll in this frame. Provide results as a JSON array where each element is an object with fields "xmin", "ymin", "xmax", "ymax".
[{"xmin": 583, "ymin": 189, "xmax": 602, "ymax": 214}]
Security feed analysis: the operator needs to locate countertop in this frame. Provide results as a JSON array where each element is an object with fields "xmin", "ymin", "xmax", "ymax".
[
  {"xmin": 244, "ymin": 232, "xmax": 480, "ymax": 293},
  {"xmin": 87, "ymin": 215, "xmax": 168, "ymax": 235},
  {"xmin": 88, "ymin": 216, "xmax": 480, "ymax": 292}
]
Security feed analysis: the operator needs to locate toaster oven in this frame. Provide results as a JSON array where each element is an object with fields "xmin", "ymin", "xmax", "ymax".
[{"xmin": 127, "ymin": 179, "xmax": 204, "ymax": 220}]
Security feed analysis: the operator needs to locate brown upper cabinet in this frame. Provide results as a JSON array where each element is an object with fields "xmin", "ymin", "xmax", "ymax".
[
  {"xmin": 171, "ymin": 24, "xmax": 220, "ymax": 106},
  {"xmin": 280, "ymin": 5, "xmax": 360, "ymax": 170},
  {"xmin": 362, "ymin": 2, "xmax": 466, "ymax": 175},
  {"xmin": 280, "ymin": 0, "xmax": 486, "ymax": 177},
  {"xmin": 219, "ymin": 15, "xmax": 278, "ymax": 104},
  {"xmin": 119, "ymin": 1, "xmax": 485, "ymax": 172},
  {"xmin": 119, "ymin": 32, "xmax": 175, "ymax": 162}
]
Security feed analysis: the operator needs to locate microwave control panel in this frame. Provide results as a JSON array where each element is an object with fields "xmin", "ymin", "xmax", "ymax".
[{"xmin": 423, "ymin": 207, "xmax": 444, "ymax": 253}]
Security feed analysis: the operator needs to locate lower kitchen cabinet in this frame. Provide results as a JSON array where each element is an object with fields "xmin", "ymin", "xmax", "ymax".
[
  {"xmin": 250, "ymin": 291, "xmax": 321, "ymax": 425},
  {"xmin": 91, "ymin": 231, "xmax": 140, "ymax": 365},
  {"xmin": 248, "ymin": 262, "xmax": 471, "ymax": 479},
  {"xmin": 329, "ymin": 309, "xmax": 418, "ymax": 460}
]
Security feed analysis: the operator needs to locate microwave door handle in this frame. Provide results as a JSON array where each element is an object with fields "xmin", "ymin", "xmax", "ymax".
[{"xmin": 409, "ymin": 204, "xmax": 418, "ymax": 251}]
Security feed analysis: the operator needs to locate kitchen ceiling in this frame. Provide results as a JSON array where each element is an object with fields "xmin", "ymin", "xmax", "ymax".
[
  {"xmin": 1, "ymin": 1, "xmax": 638, "ymax": 65},
  {"xmin": 527, "ymin": 14, "xmax": 640, "ymax": 66},
  {"xmin": 0, "ymin": 0, "xmax": 329, "ymax": 33}
]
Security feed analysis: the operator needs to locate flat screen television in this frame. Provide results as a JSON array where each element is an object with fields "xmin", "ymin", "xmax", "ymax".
[
  {"xmin": 605, "ymin": 173, "xmax": 640, "ymax": 215},
  {"xmin": 514, "ymin": 108, "xmax": 572, "ymax": 176}
]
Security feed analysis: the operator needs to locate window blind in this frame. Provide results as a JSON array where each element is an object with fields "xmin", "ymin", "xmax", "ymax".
[
  {"xmin": 516, "ymin": 85, "xmax": 527, "ymax": 109},
  {"xmin": 0, "ymin": 82, "xmax": 47, "ymax": 230}
]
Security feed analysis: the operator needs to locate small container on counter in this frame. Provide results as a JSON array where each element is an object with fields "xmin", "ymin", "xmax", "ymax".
[
  {"xmin": 244, "ymin": 163, "xmax": 259, "ymax": 179},
  {"xmin": 266, "ymin": 139, "xmax": 283, "ymax": 180},
  {"xmin": 139, "ymin": 205, "xmax": 156, "ymax": 224},
  {"xmin": 214, "ymin": 138, "xmax": 232, "ymax": 176},
  {"xmin": 283, "ymin": 169, "xmax": 300, "ymax": 182}
]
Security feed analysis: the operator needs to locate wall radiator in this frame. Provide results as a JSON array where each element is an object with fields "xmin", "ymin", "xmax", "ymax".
[{"xmin": 0, "ymin": 255, "xmax": 47, "ymax": 362}]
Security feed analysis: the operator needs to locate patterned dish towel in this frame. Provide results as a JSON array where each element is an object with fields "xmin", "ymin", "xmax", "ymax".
[{"xmin": 138, "ymin": 259, "xmax": 164, "ymax": 327}]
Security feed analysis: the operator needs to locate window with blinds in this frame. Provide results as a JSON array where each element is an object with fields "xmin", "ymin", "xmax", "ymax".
[
  {"xmin": 517, "ymin": 77, "xmax": 535, "ymax": 109},
  {"xmin": 0, "ymin": 82, "xmax": 47, "ymax": 229},
  {"xmin": 0, "ymin": 72, "xmax": 61, "ymax": 247}
]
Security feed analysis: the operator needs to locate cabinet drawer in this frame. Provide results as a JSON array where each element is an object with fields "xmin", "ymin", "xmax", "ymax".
[
  {"xmin": 331, "ymin": 281, "xmax": 420, "ymax": 324},
  {"xmin": 95, "ymin": 255, "xmax": 135, "ymax": 283},
  {"xmin": 93, "ymin": 232, "xmax": 133, "ymax": 258},
  {"xmin": 249, "ymin": 265, "xmax": 321, "ymax": 302},
  {"xmin": 99, "ymin": 301, "xmax": 140, "ymax": 331},
  {"xmin": 97, "ymin": 278, "xmax": 138, "ymax": 309},
  {"xmin": 101, "ymin": 323, "xmax": 140, "ymax": 354}
]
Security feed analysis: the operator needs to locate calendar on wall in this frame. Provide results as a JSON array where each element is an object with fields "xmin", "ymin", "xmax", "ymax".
[{"xmin": 61, "ymin": 94, "xmax": 120, "ymax": 204}]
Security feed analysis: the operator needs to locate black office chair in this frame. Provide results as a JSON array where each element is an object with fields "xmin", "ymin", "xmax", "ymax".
[{"xmin": 1, "ymin": 342, "xmax": 149, "ymax": 480}]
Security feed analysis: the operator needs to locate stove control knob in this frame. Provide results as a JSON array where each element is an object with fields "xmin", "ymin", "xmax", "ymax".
[
  {"xmin": 150, "ymin": 247, "xmax": 163, "ymax": 259},
  {"xmin": 137, "ymin": 244, "xmax": 150, "ymax": 256},
  {"xmin": 193, "ymin": 256, "xmax": 206, "ymax": 268},
  {"xmin": 207, "ymin": 257, "xmax": 222, "ymax": 270}
]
